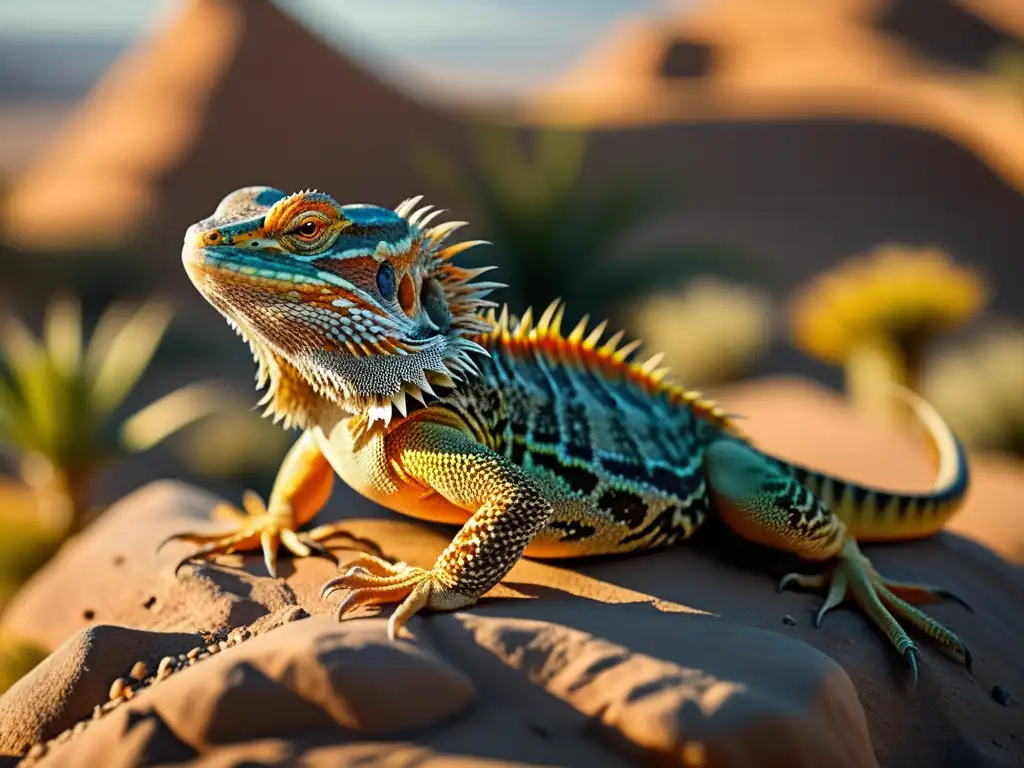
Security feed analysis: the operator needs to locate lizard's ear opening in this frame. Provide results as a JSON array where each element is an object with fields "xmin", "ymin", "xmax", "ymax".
[
  {"xmin": 421, "ymin": 276, "xmax": 454, "ymax": 335},
  {"xmin": 395, "ymin": 195, "xmax": 501, "ymax": 343}
]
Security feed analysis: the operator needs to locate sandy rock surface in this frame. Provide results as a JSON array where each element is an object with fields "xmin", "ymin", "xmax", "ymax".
[{"xmin": 0, "ymin": 378, "xmax": 1020, "ymax": 767}]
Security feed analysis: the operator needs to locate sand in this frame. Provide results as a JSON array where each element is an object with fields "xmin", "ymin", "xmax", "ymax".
[{"xmin": 0, "ymin": 378, "xmax": 1020, "ymax": 767}]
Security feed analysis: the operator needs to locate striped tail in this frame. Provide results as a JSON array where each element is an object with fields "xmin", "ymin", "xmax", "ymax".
[{"xmin": 771, "ymin": 385, "xmax": 970, "ymax": 541}]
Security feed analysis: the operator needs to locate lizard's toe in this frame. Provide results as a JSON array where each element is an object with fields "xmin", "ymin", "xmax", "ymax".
[
  {"xmin": 321, "ymin": 555, "xmax": 430, "ymax": 635},
  {"xmin": 320, "ymin": 555, "xmax": 479, "ymax": 640},
  {"xmin": 160, "ymin": 492, "xmax": 335, "ymax": 578},
  {"xmin": 320, "ymin": 554, "xmax": 422, "ymax": 600},
  {"xmin": 786, "ymin": 538, "xmax": 972, "ymax": 683}
]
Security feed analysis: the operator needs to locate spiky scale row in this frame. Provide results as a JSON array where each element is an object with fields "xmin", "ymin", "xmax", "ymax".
[
  {"xmin": 481, "ymin": 299, "xmax": 734, "ymax": 429},
  {"xmin": 394, "ymin": 194, "xmax": 425, "ymax": 218},
  {"xmin": 394, "ymin": 195, "xmax": 502, "ymax": 341},
  {"xmin": 425, "ymin": 219, "xmax": 469, "ymax": 246}
]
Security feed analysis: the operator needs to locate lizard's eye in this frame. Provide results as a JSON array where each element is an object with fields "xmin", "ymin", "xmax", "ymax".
[
  {"xmin": 295, "ymin": 219, "xmax": 322, "ymax": 240},
  {"xmin": 376, "ymin": 262, "xmax": 396, "ymax": 301},
  {"xmin": 277, "ymin": 212, "xmax": 337, "ymax": 253}
]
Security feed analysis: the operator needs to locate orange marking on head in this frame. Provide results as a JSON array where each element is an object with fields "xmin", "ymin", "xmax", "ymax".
[
  {"xmin": 387, "ymin": 237, "xmax": 421, "ymax": 271},
  {"xmin": 397, "ymin": 272, "xmax": 417, "ymax": 317},
  {"xmin": 195, "ymin": 261, "xmax": 320, "ymax": 295},
  {"xmin": 263, "ymin": 192, "xmax": 345, "ymax": 237},
  {"xmin": 307, "ymin": 291, "xmax": 386, "ymax": 320},
  {"xmin": 222, "ymin": 224, "xmax": 284, "ymax": 250}
]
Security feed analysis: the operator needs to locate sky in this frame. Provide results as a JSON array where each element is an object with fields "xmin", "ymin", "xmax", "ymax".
[
  {"xmin": 0, "ymin": 0, "xmax": 674, "ymax": 96},
  {"xmin": 0, "ymin": 0, "xmax": 681, "ymax": 173}
]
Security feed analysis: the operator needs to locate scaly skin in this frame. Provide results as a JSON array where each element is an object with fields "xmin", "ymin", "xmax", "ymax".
[{"xmin": 165, "ymin": 186, "xmax": 973, "ymax": 685}]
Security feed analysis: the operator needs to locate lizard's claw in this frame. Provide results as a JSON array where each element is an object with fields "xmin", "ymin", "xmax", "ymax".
[
  {"xmin": 159, "ymin": 490, "xmax": 338, "ymax": 577},
  {"xmin": 778, "ymin": 538, "xmax": 972, "ymax": 687},
  {"xmin": 321, "ymin": 553, "xmax": 470, "ymax": 641}
]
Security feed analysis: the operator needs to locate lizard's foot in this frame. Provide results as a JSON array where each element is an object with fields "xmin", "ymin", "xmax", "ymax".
[
  {"xmin": 159, "ymin": 490, "xmax": 339, "ymax": 577},
  {"xmin": 778, "ymin": 538, "xmax": 972, "ymax": 686},
  {"xmin": 320, "ymin": 553, "xmax": 475, "ymax": 640}
]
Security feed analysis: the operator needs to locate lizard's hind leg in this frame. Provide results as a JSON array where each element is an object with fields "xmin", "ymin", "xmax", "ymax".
[{"xmin": 703, "ymin": 438, "xmax": 971, "ymax": 685}]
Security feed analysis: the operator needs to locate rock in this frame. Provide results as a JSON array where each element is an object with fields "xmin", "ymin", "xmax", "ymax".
[
  {"xmin": 0, "ymin": 625, "xmax": 203, "ymax": 755},
  {"xmin": 28, "ymin": 616, "xmax": 475, "ymax": 767},
  {"xmin": 0, "ymin": 480, "xmax": 326, "ymax": 650},
  {"xmin": 442, "ymin": 613, "xmax": 874, "ymax": 767},
  {"xmin": 128, "ymin": 662, "xmax": 148, "ymax": 682},
  {"xmin": 0, "ymin": 377, "xmax": 1020, "ymax": 766}
]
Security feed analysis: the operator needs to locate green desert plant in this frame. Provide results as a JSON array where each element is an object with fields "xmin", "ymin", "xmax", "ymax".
[
  {"xmin": 923, "ymin": 325, "xmax": 1024, "ymax": 457},
  {"xmin": 0, "ymin": 634, "xmax": 49, "ymax": 694},
  {"xmin": 0, "ymin": 492, "xmax": 65, "ymax": 610},
  {"xmin": 987, "ymin": 45, "xmax": 1024, "ymax": 104},
  {"xmin": 413, "ymin": 124, "xmax": 746, "ymax": 318},
  {"xmin": 0, "ymin": 295, "xmax": 234, "ymax": 532},
  {"xmin": 0, "ymin": 508, "xmax": 58, "ymax": 690},
  {"xmin": 789, "ymin": 245, "xmax": 987, "ymax": 423},
  {"xmin": 629, "ymin": 278, "xmax": 774, "ymax": 387},
  {"xmin": 173, "ymin": 406, "xmax": 294, "ymax": 491}
]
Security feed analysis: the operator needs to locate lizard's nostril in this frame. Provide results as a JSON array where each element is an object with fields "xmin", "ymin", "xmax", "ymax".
[{"xmin": 203, "ymin": 230, "xmax": 223, "ymax": 246}]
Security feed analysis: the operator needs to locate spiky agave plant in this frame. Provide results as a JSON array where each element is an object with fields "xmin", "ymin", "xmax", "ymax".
[
  {"xmin": 413, "ymin": 124, "xmax": 744, "ymax": 317},
  {"xmin": 0, "ymin": 295, "xmax": 233, "ymax": 531}
]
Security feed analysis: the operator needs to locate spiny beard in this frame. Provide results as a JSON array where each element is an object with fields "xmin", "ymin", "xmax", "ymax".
[{"xmin": 227, "ymin": 197, "xmax": 505, "ymax": 431}]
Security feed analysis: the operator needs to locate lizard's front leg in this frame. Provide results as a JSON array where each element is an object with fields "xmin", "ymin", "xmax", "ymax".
[
  {"xmin": 320, "ymin": 420, "xmax": 553, "ymax": 640},
  {"xmin": 161, "ymin": 428, "xmax": 344, "ymax": 576}
]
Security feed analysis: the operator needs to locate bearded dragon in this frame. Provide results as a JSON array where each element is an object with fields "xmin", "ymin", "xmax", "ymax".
[{"xmin": 165, "ymin": 186, "xmax": 972, "ymax": 684}]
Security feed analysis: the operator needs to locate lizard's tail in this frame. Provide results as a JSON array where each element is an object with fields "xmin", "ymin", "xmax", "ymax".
[{"xmin": 770, "ymin": 384, "xmax": 969, "ymax": 541}]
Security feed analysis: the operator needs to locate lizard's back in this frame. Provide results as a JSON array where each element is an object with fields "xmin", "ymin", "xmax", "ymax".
[
  {"xmin": 411, "ymin": 303, "xmax": 965, "ymax": 555},
  {"xmin": 427, "ymin": 306, "xmax": 729, "ymax": 557}
]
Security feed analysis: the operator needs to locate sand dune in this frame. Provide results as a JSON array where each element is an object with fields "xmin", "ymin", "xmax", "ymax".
[
  {"xmin": 530, "ymin": 0, "xmax": 1024, "ymax": 193},
  {"xmin": 0, "ymin": 0, "xmax": 459, "ymax": 252}
]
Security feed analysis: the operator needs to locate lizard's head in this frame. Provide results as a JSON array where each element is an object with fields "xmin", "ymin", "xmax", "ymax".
[{"xmin": 182, "ymin": 186, "xmax": 499, "ymax": 428}]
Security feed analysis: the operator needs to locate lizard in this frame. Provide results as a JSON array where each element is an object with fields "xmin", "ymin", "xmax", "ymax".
[{"xmin": 165, "ymin": 185, "xmax": 973, "ymax": 684}]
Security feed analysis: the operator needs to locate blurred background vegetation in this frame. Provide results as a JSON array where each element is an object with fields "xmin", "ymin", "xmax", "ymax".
[
  {"xmin": 412, "ymin": 125, "xmax": 753, "ymax": 318},
  {"xmin": 0, "ymin": 0, "xmax": 1022, "ymax": 691}
]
